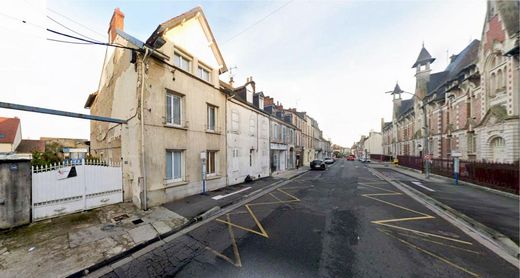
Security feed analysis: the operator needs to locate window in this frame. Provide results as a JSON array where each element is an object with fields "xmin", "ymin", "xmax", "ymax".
[
  {"xmin": 198, "ymin": 66, "xmax": 210, "ymax": 82},
  {"xmin": 166, "ymin": 150, "xmax": 183, "ymax": 182},
  {"xmin": 282, "ymin": 126, "xmax": 286, "ymax": 143},
  {"xmin": 231, "ymin": 110, "xmax": 239, "ymax": 132},
  {"xmin": 232, "ymin": 148, "xmax": 239, "ymax": 171},
  {"xmin": 249, "ymin": 116, "xmax": 256, "ymax": 136},
  {"xmin": 174, "ymin": 52, "xmax": 191, "ymax": 72},
  {"xmin": 166, "ymin": 93, "xmax": 182, "ymax": 126},
  {"xmin": 207, "ymin": 105, "xmax": 217, "ymax": 131},
  {"xmin": 206, "ymin": 150, "xmax": 217, "ymax": 175},
  {"xmin": 467, "ymin": 133, "xmax": 476, "ymax": 153},
  {"xmin": 273, "ymin": 124, "xmax": 278, "ymax": 141}
]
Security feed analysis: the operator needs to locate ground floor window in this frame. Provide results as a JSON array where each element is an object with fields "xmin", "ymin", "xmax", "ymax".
[
  {"xmin": 207, "ymin": 150, "xmax": 217, "ymax": 175},
  {"xmin": 166, "ymin": 150, "xmax": 183, "ymax": 181}
]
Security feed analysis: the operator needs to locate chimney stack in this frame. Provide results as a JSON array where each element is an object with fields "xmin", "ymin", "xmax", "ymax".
[{"xmin": 108, "ymin": 8, "xmax": 125, "ymax": 43}]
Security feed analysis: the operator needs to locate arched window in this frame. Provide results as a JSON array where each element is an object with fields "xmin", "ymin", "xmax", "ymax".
[
  {"xmin": 502, "ymin": 66, "xmax": 507, "ymax": 88},
  {"xmin": 490, "ymin": 137, "xmax": 506, "ymax": 162},
  {"xmin": 497, "ymin": 69, "xmax": 504, "ymax": 91},
  {"xmin": 489, "ymin": 73, "xmax": 496, "ymax": 97}
]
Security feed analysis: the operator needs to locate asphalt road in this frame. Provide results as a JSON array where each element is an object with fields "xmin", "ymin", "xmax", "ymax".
[{"xmin": 101, "ymin": 160, "xmax": 518, "ymax": 277}]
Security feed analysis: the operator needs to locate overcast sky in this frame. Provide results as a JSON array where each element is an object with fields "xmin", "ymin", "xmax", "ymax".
[{"xmin": 0, "ymin": 0, "xmax": 486, "ymax": 147}]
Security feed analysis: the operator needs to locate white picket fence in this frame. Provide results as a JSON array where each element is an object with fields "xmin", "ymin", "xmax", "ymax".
[{"xmin": 32, "ymin": 159, "xmax": 123, "ymax": 221}]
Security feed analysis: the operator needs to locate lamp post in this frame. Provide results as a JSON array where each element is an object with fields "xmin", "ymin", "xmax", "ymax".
[{"xmin": 386, "ymin": 86, "xmax": 430, "ymax": 179}]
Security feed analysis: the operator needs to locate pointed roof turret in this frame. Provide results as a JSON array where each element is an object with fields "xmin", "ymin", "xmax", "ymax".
[
  {"xmin": 412, "ymin": 45, "xmax": 436, "ymax": 68},
  {"xmin": 391, "ymin": 82, "xmax": 403, "ymax": 95}
]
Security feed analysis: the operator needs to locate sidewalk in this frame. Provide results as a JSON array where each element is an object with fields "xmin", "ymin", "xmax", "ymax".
[
  {"xmin": 370, "ymin": 163, "xmax": 519, "ymax": 245},
  {"xmin": 0, "ymin": 167, "xmax": 308, "ymax": 278},
  {"xmin": 164, "ymin": 167, "xmax": 309, "ymax": 220}
]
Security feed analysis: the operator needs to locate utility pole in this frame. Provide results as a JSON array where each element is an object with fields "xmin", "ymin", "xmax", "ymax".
[{"xmin": 421, "ymin": 100, "xmax": 430, "ymax": 179}]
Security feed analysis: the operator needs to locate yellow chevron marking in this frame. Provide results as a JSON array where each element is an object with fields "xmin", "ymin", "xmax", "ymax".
[{"xmin": 378, "ymin": 228, "xmax": 480, "ymax": 277}]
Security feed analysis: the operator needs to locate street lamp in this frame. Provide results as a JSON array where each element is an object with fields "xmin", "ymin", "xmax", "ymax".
[{"xmin": 385, "ymin": 84, "xmax": 430, "ymax": 179}]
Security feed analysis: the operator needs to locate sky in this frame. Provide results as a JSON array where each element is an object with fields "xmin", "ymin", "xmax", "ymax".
[{"xmin": 0, "ymin": 0, "xmax": 486, "ymax": 147}]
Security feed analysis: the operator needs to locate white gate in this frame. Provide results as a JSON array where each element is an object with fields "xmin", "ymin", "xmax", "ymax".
[{"xmin": 32, "ymin": 160, "xmax": 122, "ymax": 221}]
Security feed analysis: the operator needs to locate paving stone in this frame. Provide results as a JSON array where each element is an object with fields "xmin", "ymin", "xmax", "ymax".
[
  {"xmin": 128, "ymin": 224, "xmax": 158, "ymax": 244},
  {"xmin": 151, "ymin": 221, "xmax": 172, "ymax": 235}
]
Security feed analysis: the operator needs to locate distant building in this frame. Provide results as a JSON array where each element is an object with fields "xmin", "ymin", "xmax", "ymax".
[{"xmin": 0, "ymin": 117, "xmax": 21, "ymax": 153}]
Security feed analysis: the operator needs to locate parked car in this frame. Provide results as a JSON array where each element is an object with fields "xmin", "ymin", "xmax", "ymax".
[
  {"xmin": 310, "ymin": 159, "xmax": 326, "ymax": 170},
  {"xmin": 361, "ymin": 157, "xmax": 371, "ymax": 163},
  {"xmin": 347, "ymin": 155, "xmax": 355, "ymax": 161},
  {"xmin": 323, "ymin": 157, "xmax": 335, "ymax": 164}
]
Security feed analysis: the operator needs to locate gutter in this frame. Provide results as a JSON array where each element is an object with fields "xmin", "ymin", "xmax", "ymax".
[{"xmin": 140, "ymin": 48, "xmax": 151, "ymax": 210}]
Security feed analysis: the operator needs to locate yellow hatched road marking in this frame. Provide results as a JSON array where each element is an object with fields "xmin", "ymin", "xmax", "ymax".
[
  {"xmin": 206, "ymin": 214, "xmax": 243, "ymax": 267},
  {"xmin": 378, "ymin": 229, "xmax": 480, "ymax": 277},
  {"xmin": 392, "ymin": 231, "xmax": 481, "ymax": 254}
]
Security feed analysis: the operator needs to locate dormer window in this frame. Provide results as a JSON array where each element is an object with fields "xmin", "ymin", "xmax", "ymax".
[
  {"xmin": 259, "ymin": 96, "xmax": 264, "ymax": 110},
  {"xmin": 174, "ymin": 52, "xmax": 191, "ymax": 72},
  {"xmin": 198, "ymin": 66, "xmax": 211, "ymax": 82},
  {"xmin": 246, "ymin": 89, "xmax": 253, "ymax": 103}
]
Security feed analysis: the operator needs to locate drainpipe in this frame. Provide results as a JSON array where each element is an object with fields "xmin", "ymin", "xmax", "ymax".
[{"xmin": 140, "ymin": 48, "xmax": 150, "ymax": 210}]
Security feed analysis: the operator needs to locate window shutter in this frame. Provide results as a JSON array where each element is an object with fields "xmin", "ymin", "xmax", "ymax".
[{"xmin": 166, "ymin": 151, "xmax": 172, "ymax": 179}]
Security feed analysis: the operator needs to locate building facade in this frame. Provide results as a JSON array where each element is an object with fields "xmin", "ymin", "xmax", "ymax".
[
  {"xmin": 382, "ymin": 0, "xmax": 519, "ymax": 163},
  {"xmin": 223, "ymin": 79, "xmax": 270, "ymax": 185},
  {"xmin": 86, "ymin": 7, "xmax": 228, "ymax": 207}
]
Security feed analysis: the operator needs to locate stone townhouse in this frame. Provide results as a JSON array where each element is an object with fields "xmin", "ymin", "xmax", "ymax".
[
  {"xmin": 85, "ymin": 7, "xmax": 229, "ymax": 208},
  {"xmin": 263, "ymin": 97, "xmax": 297, "ymax": 173},
  {"xmin": 382, "ymin": 0, "xmax": 519, "ymax": 163},
  {"xmin": 284, "ymin": 108, "xmax": 305, "ymax": 167},
  {"xmin": 221, "ymin": 78, "xmax": 270, "ymax": 185}
]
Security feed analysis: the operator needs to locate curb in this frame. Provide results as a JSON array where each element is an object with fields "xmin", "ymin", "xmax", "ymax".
[
  {"xmin": 390, "ymin": 165, "xmax": 519, "ymax": 199},
  {"xmin": 71, "ymin": 169, "xmax": 309, "ymax": 277},
  {"xmin": 368, "ymin": 167, "xmax": 520, "ymax": 268}
]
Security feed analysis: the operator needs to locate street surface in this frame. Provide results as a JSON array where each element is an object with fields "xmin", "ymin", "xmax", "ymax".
[{"xmin": 101, "ymin": 160, "xmax": 518, "ymax": 277}]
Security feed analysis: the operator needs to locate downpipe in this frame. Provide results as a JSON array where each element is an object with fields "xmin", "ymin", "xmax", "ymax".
[{"xmin": 141, "ymin": 48, "xmax": 150, "ymax": 210}]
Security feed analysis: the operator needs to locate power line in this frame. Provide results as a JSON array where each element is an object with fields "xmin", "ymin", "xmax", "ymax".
[
  {"xmin": 46, "ymin": 38, "xmax": 97, "ymax": 45},
  {"xmin": 47, "ymin": 7, "xmax": 107, "ymax": 41},
  {"xmin": 223, "ymin": 0, "xmax": 294, "ymax": 45},
  {"xmin": 47, "ymin": 15, "xmax": 102, "ymax": 43},
  {"xmin": 46, "ymin": 28, "xmax": 141, "ymax": 51}
]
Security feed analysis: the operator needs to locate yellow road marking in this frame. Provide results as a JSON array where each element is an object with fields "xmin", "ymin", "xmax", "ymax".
[
  {"xmin": 227, "ymin": 214, "xmax": 242, "ymax": 267},
  {"xmin": 249, "ymin": 200, "xmax": 300, "ymax": 206},
  {"xmin": 391, "ymin": 230, "xmax": 481, "ymax": 254},
  {"xmin": 206, "ymin": 214, "xmax": 242, "ymax": 267},
  {"xmin": 378, "ymin": 229, "xmax": 480, "ymax": 277},
  {"xmin": 277, "ymin": 188, "xmax": 301, "ymax": 201},
  {"xmin": 269, "ymin": 192, "xmax": 284, "ymax": 203},
  {"xmin": 359, "ymin": 183, "xmax": 399, "ymax": 193},
  {"xmin": 245, "ymin": 204, "xmax": 269, "ymax": 238},
  {"xmin": 281, "ymin": 186, "xmax": 314, "ymax": 190},
  {"xmin": 363, "ymin": 194, "xmax": 432, "ymax": 217},
  {"xmin": 376, "ymin": 223, "xmax": 473, "ymax": 245}
]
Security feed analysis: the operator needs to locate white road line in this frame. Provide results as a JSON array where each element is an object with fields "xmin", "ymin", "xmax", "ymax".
[
  {"xmin": 212, "ymin": 187, "xmax": 252, "ymax": 200},
  {"xmin": 411, "ymin": 181, "xmax": 435, "ymax": 192}
]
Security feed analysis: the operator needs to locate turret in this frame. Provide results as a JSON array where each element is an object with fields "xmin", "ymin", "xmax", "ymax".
[{"xmin": 412, "ymin": 43, "xmax": 435, "ymax": 101}]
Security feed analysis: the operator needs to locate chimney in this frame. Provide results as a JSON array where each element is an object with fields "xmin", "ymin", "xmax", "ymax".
[
  {"xmin": 229, "ymin": 76, "xmax": 234, "ymax": 88},
  {"xmin": 108, "ymin": 8, "xmax": 125, "ymax": 43},
  {"xmin": 264, "ymin": 96, "xmax": 274, "ymax": 106}
]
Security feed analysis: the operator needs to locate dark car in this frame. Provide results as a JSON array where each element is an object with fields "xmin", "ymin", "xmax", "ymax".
[
  {"xmin": 347, "ymin": 155, "xmax": 355, "ymax": 161},
  {"xmin": 310, "ymin": 159, "xmax": 326, "ymax": 170}
]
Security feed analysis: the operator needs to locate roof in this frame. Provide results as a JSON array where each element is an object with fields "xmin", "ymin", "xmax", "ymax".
[
  {"xmin": 116, "ymin": 29, "xmax": 144, "ymax": 48},
  {"xmin": 0, "ymin": 117, "xmax": 20, "ymax": 144},
  {"xmin": 84, "ymin": 91, "xmax": 98, "ymax": 109},
  {"xmin": 412, "ymin": 46, "xmax": 436, "ymax": 68},
  {"xmin": 496, "ymin": 0, "xmax": 520, "ymax": 37},
  {"xmin": 398, "ymin": 99, "xmax": 414, "ymax": 117},
  {"xmin": 16, "ymin": 139, "xmax": 45, "ymax": 153},
  {"xmin": 426, "ymin": 39, "xmax": 480, "ymax": 98},
  {"xmin": 146, "ymin": 6, "xmax": 228, "ymax": 74}
]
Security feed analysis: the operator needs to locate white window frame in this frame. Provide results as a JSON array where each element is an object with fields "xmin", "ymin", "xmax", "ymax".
[
  {"xmin": 207, "ymin": 105, "xmax": 217, "ymax": 132},
  {"xmin": 206, "ymin": 150, "xmax": 217, "ymax": 176},
  {"xmin": 174, "ymin": 51, "xmax": 191, "ymax": 72},
  {"xmin": 249, "ymin": 116, "xmax": 256, "ymax": 136},
  {"xmin": 166, "ymin": 92, "xmax": 183, "ymax": 126},
  {"xmin": 166, "ymin": 150, "xmax": 184, "ymax": 182},
  {"xmin": 198, "ymin": 65, "xmax": 211, "ymax": 82},
  {"xmin": 231, "ymin": 110, "xmax": 239, "ymax": 132}
]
